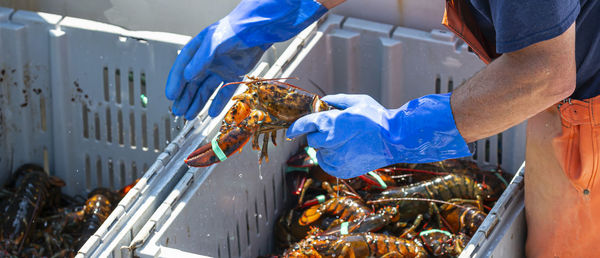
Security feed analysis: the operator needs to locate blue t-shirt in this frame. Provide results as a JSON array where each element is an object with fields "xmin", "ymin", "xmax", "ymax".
[{"xmin": 468, "ymin": 0, "xmax": 600, "ymax": 100}]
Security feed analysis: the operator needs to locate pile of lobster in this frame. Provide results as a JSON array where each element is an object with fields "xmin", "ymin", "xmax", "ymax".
[
  {"xmin": 0, "ymin": 164, "xmax": 137, "ymax": 257},
  {"xmin": 273, "ymin": 147, "xmax": 510, "ymax": 257}
]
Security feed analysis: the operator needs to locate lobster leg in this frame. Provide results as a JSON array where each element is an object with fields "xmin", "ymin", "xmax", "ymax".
[
  {"xmin": 260, "ymin": 132, "xmax": 270, "ymax": 163},
  {"xmin": 251, "ymin": 130, "xmax": 261, "ymax": 151},
  {"xmin": 271, "ymin": 131, "xmax": 277, "ymax": 146}
]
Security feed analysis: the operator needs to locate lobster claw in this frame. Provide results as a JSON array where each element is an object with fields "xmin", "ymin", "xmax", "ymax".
[{"xmin": 185, "ymin": 127, "xmax": 254, "ymax": 167}]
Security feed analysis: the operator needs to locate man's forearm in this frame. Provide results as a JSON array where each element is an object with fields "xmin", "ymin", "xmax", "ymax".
[
  {"xmin": 452, "ymin": 24, "xmax": 576, "ymax": 143},
  {"xmin": 317, "ymin": 0, "xmax": 346, "ymax": 9}
]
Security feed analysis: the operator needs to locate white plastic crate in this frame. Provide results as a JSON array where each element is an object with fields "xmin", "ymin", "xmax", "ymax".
[
  {"xmin": 0, "ymin": 8, "xmax": 289, "ymax": 257},
  {"xmin": 131, "ymin": 14, "xmax": 526, "ymax": 258}
]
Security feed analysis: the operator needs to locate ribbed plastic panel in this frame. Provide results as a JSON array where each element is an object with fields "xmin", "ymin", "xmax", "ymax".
[{"xmin": 132, "ymin": 14, "xmax": 526, "ymax": 258}]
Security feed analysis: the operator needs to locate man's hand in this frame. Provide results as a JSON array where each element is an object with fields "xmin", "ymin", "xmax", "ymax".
[
  {"xmin": 287, "ymin": 94, "xmax": 471, "ymax": 178},
  {"xmin": 452, "ymin": 23, "xmax": 576, "ymax": 142},
  {"xmin": 317, "ymin": 0, "xmax": 346, "ymax": 9},
  {"xmin": 165, "ymin": 0, "xmax": 329, "ymax": 120}
]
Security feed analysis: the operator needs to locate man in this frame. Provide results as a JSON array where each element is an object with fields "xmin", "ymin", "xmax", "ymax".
[{"xmin": 165, "ymin": 0, "xmax": 599, "ymax": 256}]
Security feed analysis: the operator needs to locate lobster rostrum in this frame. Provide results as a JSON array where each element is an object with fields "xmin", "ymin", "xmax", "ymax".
[{"xmin": 185, "ymin": 77, "xmax": 334, "ymax": 167}]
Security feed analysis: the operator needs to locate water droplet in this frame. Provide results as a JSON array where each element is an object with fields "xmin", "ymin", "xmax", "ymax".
[
  {"xmin": 206, "ymin": 233, "xmax": 210, "ymax": 237},
  {"xmin": 165, "ymin": 140, "xmax": 170, "ymax": 144},
  {"xmin": 258, "ymin": 214, "xmax": 263, "ymax": 219},
  {"xmin": 257, "ymin": 152, "xmax": 263, "ymax": 180},
  {"xmin": 238, "ymin": 174, "xmax": 243, "ymax": 178}
]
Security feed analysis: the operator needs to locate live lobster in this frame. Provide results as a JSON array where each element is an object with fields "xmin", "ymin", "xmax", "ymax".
[{"xmin": 185, "ymin": 77, "xmax": 334, "ymax": 167}]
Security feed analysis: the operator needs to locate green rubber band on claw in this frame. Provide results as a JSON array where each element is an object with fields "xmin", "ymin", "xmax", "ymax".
[
  {"xmin": 494, "ymin": 173, "xmax": 509, "ymax": 187},
  {"xmin": 316, "ymin": 195, "xmax": 326, "ymax": 203},
  {"xmin": 285, "ymin": 166, "xmax": 310, "ymax": 173},
  {"xmin": 305, "ymin": 147, "xmax": 318, "ymax": 165},
  {"xmin": 368, "ymin": 171, "xmax": 387, "ymax": 189},
  {"xmin": 340, "ymin": 222, "xmax": 349, "ymax": 235},
  {"xmin": 419, "ymin": 229, "xmax": 453, "ymax": 237},
  {"xmin": 211, "ymin": 137, "xmax": 227, "ymax": 162}
]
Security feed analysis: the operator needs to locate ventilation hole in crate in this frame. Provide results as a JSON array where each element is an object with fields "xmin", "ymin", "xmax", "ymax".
[
  {"xmin": 132, "ymin": 162, "xmax": 138, "ymax": 179},
  {"xmin": 130, "ymin": 111, "xmax": 136, "ymax": 149},
  {"xmin": 96, "ymin": 157, "xmax": 103, "ymax": 187},
  {"xmin": 227, "ymin": 232, "xmax": 232, "ymax": 258},
  {"xmin": 435, "ymin": 76, "xmax": 441, "ymax": 94},
  {"xmin": 43, "ymin": 147, "xmax": 49, "ymax": 173},
  {"xmin": 103, "ymin": 67, "xmax": 109, "ymax": 101},
  {"xmin": 115, "ymin": 69, "xmax": 122, "ymax": 104},
  {"xmin": 217, "ymin": 245, "xmax": 221, "ymax": 258},
  {"xmin": 165, "ymin": 117, "xmax": 172, "ymax": 143},
  {"xmin": 82, "ymin": 104, "xmax": 89, "ymax": 138},
  {"xmin": 118, "ymin": 110, "xmax": 124, "ymax": 146},
  {"xmin": 120, "ymin": 161, "xmax": 126, "ymax": 187},
  {"xmin": 236, "ymin": 222, "xmax": 241, "ymax": 257},
  {"xmin": 140, "ymin": 72, "xmax": 147, "ymax": 107},
  {"xmin": 108, "ymin": 159, "xmax": 115, "ymax": 188},
  {"xmin": 106, "ymin": 108, "xmax": 112, "ymax": 143},
  {"xmin": 143, "ymin": 163, "xmax": 149, "ymax": 173},
  {"xmin": 246, "ymin": 210, "xmax": 251, "ymax": 246},
  {"xmin": 447, "ymin": 78, "xmax": 454, "ymax": 92},
  {"xmin": 485, "ymin": 139, "xmax": 490, "ymax": 163},
  {"xmin": 272, "ymin": 176, "xmax": 277, "ymax": 211},
  {"xmin": 263, "ymin": 187, "xmax": 269, "ymax": 222},
  {"xmin": 153, "ymin": 124, "xmax": 160, "ymax": 152},
  {"xmin": 85, "ymin": 155, "xmax": 91, "ymax": 190},
  {"xmin": 254, "ymin": 200, "xmax": 260, "ymax": 235},
  {"xmin": 40, "ymin": 97, "xmax": 46, "ymax": 131},
  {"xmin": 95, "ymin": 113, "xmax": 101, "ymax": 141},
  {"xmin": 128, "ymin": 70, "xmax": 134, "ymax": 106},
  {"xmin": 142, "ymin": 113, "xmax": 148, "ymax": 150},
  {"xmin": 497, "ymin": 133, "xmax": 503, "ymax": 165},
  {"xmin": 472, "ymin": 141, "xmax": 478, "ymax": 160}
]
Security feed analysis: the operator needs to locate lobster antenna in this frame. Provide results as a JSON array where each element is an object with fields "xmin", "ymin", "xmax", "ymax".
[
  {"xmin": 375, "ymin": 167, "xmax": 450, "ymax": 176},
  {"xmin": 339, "ymin": 179, "xmax": 362, "ymax": 200},
  {"xmin": 366, "ymin": 197, "xmax": 472, "ymax": 210},
  {"xmin": 220, "ymin": 76, "xmax": 300, "ymax": 89}
]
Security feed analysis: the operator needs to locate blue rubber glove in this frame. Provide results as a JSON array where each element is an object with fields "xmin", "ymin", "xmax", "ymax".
[
  {"xmin": 165, "ymin": 0, "xmax": 328, "ymax": 120},
  {"xmin": 286, "ymin": 93, "xmax": 472, "ymax": 179}
]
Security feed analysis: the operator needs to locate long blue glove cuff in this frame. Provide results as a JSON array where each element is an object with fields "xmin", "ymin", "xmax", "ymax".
[
  {"xmin": 227, "ymin": 0, "xmax": 328, "ymax": 49},
  {"xmin": 384, "ymin": 93, "xmax": 471, "ymax": 164}
]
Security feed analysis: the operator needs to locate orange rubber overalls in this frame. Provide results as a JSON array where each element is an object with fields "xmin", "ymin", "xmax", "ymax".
[{"xmin": 443, "ymin": 1, "xmax": 600, "ymax": 257}]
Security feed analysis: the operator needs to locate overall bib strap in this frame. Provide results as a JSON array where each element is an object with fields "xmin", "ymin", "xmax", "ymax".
[{"xmin": 442, "ymin": 0, "xmax": 501, "ymax": 64}]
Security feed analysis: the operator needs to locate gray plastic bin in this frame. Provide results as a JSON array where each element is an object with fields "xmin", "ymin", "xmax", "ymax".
[
  {"xmin": 130, "ymin": 14, "xmax": 526, "ymax": 258},
  {"xmin": 0, "ymin": 8, "xmax": 289, "ymax": 257}
]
